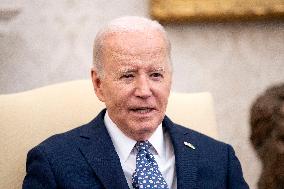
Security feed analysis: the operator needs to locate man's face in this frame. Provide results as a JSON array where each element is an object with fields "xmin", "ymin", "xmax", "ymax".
[{"xmin": 92, "ymin": 30, "xmax": 172, "ymax": 141}]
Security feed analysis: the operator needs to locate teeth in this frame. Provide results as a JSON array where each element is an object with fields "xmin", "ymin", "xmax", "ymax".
[{"xmin": 132, "ymin": 108, "xmax": 152, "ymax": 113}]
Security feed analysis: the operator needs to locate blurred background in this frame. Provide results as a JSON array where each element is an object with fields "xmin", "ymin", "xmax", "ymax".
[{"xmin": 0, "ymin": 1, "xmax": 283, "ymax": 188}]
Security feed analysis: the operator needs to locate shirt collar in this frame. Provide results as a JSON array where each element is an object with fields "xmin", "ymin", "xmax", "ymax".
[
  {"xmin": 148, "ymin": 122, "xmax": 164, "ymax": 158},
  {"xmin": 104, "ymin": 111, "xmax": 136, "ymax": 163},
  {"xmin": 104, "ymin": 111, "xmax": 165, "ymax": 162}
]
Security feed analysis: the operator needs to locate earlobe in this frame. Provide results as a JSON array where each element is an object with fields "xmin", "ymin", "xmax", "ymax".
[{"xmin": 91, "ymin": 68, "xmax": 105, "ymax": 102}]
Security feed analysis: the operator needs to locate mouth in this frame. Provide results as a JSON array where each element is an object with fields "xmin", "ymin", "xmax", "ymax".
[{"xmin": 129, "ymin": 107, "xmax": 155, "ymax": 114}]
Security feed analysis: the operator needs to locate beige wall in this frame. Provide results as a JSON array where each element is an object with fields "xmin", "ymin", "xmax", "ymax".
[{"xmin": 1, "ymin": 1, "xmax": 284, "ymax": 188}]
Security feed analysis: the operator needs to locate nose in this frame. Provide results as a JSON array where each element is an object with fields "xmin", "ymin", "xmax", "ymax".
[{"xmin": 134, "ymin": 75, "xmax": 152, "ymax": 99}]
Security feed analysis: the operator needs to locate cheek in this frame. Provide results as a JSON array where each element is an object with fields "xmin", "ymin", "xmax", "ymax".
[
  {"xmin": 104, "ymin": 86, "xmax": 131, "ymax": 108},
  {"xmin": 155, "ymin": 86, "xmax": 171, "ymax": 104}
]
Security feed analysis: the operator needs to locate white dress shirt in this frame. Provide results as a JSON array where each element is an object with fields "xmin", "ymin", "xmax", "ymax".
[{"xmin": 104, "ymin": 111, "xmax": 177, "ymax": 189}]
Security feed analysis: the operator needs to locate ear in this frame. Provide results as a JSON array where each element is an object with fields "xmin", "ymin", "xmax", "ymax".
[{"xmin": 91, "ymin": 68, "xmax": 105, "ymax": 102}]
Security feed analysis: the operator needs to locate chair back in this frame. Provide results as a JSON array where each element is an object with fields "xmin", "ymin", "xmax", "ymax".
[{"xmin": 0, "ymin": 80, "xmax": 217, "ymax": 188}]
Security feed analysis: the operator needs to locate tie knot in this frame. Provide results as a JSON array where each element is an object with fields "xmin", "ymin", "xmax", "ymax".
[{"xmin": 135, "ymin": 141, "xmax": 151, "ymax": 152}]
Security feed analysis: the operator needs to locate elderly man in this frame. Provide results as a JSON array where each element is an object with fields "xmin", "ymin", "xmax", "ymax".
[{"xmin": 23, "ymin": 16, "xmax": 248, "ymax": 189}]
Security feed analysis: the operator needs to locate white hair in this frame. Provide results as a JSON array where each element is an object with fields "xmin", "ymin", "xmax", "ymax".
[{"xmin": 93, "ymin": 16, "xmax": 171, "ymax": 78}]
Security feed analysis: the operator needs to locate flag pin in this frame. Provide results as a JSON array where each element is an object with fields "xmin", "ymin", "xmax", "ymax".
[{"xmin": 184, "ymin": 141, "xmax": 195, "ymax": 150}]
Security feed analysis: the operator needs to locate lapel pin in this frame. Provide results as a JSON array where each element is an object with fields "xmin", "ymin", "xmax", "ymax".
[{"xmin": 184, "ymin": 141, "xmax": 196, "ymax": 150}]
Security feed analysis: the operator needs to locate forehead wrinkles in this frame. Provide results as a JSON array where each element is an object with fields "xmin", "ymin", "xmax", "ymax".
[
  {"xmin": 104, "ymin": 47, "xmax": 168, "ymax": 64},
  {"xmin": 104, "ymin": 29, "xmax": 165, "ymax": 44}
]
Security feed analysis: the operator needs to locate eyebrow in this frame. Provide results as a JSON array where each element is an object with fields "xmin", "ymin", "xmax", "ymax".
[
  {"xmin": 117, "ymin": 68, "xmax": 137, "ymax": 75},
  {"xmin": 150, "ymin": 67, "xmax": 166, "ymax": 73},
  {"xmin": 117, "ymin": 66, "xmax": 166, "ymax": 75}
]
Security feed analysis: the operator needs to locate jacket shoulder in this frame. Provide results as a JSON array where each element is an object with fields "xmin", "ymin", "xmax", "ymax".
[{"xmin": 172, "ymin": 123, "xmax": 231, "ymax": 154}]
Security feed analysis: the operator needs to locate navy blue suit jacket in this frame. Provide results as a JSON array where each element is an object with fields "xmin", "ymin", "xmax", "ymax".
[{"xmin": 23, "ymin": 110, "xmax": 249, "ymax": 189}]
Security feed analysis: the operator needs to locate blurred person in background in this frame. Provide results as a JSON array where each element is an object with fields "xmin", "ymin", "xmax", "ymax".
[{"xmin": 250, "ymin": 83, "xmax": 284, "ymax": 189}]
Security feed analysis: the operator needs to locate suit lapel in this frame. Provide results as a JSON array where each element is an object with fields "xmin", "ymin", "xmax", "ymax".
[
  {"xmin": 78, "ymin": 110, "xmax": 129, "ymax": 189},
  {"xmin": 163, "ymin": 116, "xmax": 198, "ymax": 189}
]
